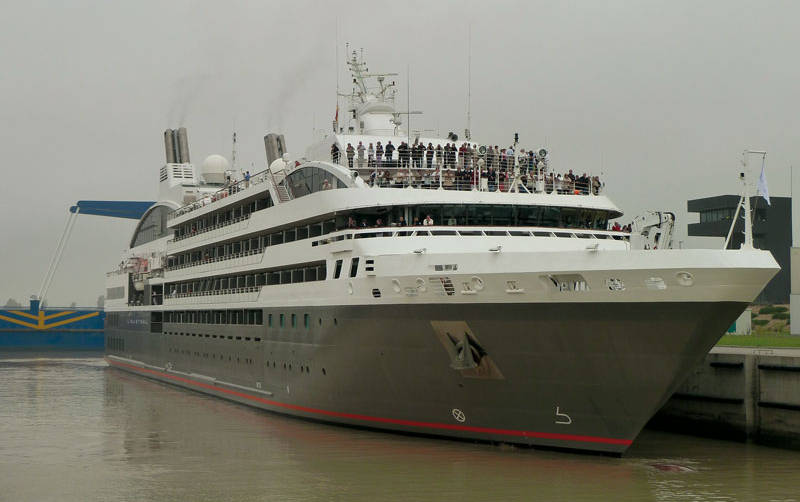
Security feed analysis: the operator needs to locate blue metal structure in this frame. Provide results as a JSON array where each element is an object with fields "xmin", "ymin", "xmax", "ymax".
[
  {"xmin": 69, "ymin": 200, "xmax": 155, "ymax": 219},
  {"xmin": 0, "ymin": 299, "xmax": 105, "ymax": 350}
]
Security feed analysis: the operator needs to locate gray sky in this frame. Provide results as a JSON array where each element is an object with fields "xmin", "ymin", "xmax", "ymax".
[{"xmin": 1, "ymin": 0, "xmax": 798, "ymax": 306}]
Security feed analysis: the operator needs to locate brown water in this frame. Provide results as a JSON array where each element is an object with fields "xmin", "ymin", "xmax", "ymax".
[{"xmin": 0, "ymin": 354, "xmax": 798, "ymax": 502}]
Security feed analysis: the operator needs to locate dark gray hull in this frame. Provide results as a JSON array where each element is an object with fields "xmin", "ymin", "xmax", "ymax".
[{"xmin": 105, "ymin": 301, "xmax": 746, "ymax": 454}]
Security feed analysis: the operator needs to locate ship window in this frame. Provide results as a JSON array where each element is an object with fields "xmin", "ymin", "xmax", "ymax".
[
  {"xmin": 131, "ymin": 205, "xmax": 172, "ymax": 247},
  {"xmin": 334, "ymin": 259, "xmax": 343, "ymax": 279},
  {"xmin": 292, "ymin": 269, "xmax": 304, "ymax": 283},
  {"xmin": 286, "ymin": 166, "xmax": 348, "ymax": 199},
  {"xmin": 268, "ymin": 313, "xmax": 273, "ymax": 327},
  {"xmin": 291, "ymin": 313, "xmax": 297, "ymax": 328},
  {"xmin": 304, "ymin": 314, "xmax": 309, "ymax": 329},
  {"xmin": 280, "ymin": 314, "xmax": 285, "ymax": 328},
  {"xmin": 349, "ymin": 257, "xmax": 360, "ymax": 278}
]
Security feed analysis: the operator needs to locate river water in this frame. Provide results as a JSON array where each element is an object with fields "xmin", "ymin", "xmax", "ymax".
[{"xmin": 1, "ymin": 353, "xmax": 797, "ymax": 502}]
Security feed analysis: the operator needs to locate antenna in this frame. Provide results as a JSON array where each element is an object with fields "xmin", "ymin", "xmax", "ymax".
[
  {"xmin": 407, "ymin": 64, "xmax": 411, "ymax": 143},
  {"xmin": 231, "ymin": 130, "xmax": 237, "ymax": 171},
  {"xmin": 466, "ymin": 23, "xmax": 472, "ymax": 140},
  {"xmin": 334, "ymin": 21, "xmax": 339, "ymax": 133}
]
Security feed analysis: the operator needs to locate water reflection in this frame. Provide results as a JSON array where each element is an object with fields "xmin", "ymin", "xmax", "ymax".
[{"xmin": 1, "ymin": 355, "xmax": 797, "ymax": 502}]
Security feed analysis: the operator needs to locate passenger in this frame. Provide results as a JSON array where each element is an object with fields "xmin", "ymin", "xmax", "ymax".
[
  {"xmin": 244, "ymin": 171, "xmax": 251, "ymax": 188},
  {"xmin": 347, "ymin": 216, "xmax": 357, "ymax": 229},
  {"xmin": 398, "ymin": 141, "xmax": 409, "ymax": 168},
  {"xmin": 360, "ymin": 219, "xmax": 369, "ymax": 228},
  {"xmin": 385, "ymin": 141, "xmax": 395, "ymax": 167},
  {"xmin": 331, "ymin": 143, "xmax": 340, "ymax": 164},
  {"xmin": 375, "ymin": 218, "xmax": 384, "ymax": 228},
  {"xmin": 427, "ymin": 143, "xmax": 434, "ymax": 169},
  {"xmin": 321, "ymin": 178, "xmax": 332, "ymax": 190},
  {"xmin": 413, "ymin": 216, "xmax": 421, "ymax": 226},
  {"xmin": 357, "ymin": 141, "xmax": 366, "ymax": 168},
  {"xmin": 346, "ymin": 143, "xmax": 355, "ymax": 168},
  {"xmin": 376, "ymin": 141, "xmax": 383, "ymax": 166},
  {"xmin": 368, "ymin": 143, "xmax": 375, "ymax": 168},
  {"xmin": 397, "ymin": 215, "xmax": 407, "ymax": 226},
  {"xmin": 423, "ymin": 214, "xmax": 434, "ymax": 226}
]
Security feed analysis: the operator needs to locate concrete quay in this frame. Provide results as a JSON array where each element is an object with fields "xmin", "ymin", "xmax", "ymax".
[{"xmin": 650, "ymin": 346, "xmax": 800, "ymax": 447}]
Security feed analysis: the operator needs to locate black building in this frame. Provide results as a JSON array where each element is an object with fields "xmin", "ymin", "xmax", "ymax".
[{"xmin": 687, "ymin": 195, "xmax": 790, "ymax": 304}]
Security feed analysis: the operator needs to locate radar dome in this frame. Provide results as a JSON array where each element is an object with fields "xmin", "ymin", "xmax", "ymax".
[{"xmin": 201, "ymin": 154, "xmax": 229, "ymax": 184}]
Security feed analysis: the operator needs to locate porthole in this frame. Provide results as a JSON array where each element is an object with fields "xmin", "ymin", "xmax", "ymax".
[
  {"xmin": 392, "ymin": 279, "xmax": 401, "ymax": 293},
  {"xmin": 415, "ymin": 277, "xmax": 427, "ymax": 293},
  {"xmin": 471, "ymin": 276, "xmax": 485, "ymax": 291},
  {"xmin": 347, "ymin": 282, "xmax": 354, "ymax": 295},
  {"xmin": 676, "ymin": 271, "xmax": 694, "ymax": 287}
]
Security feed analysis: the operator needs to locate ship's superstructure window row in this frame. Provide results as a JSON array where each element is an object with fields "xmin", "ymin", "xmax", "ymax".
[
  {"xmin": 164, "ymin": 309, "xmax": 263, "ymax": 325},
  {"xmin": 167, "ymin": 203, "xmax": 614, "ymax": 271},
  {"xmin": 167, "ymin": 218, "xmax": 336, "ymax": 271},
  {"xmin": 165, "ymin": 261, "xmax": 327, "ymax": 298},
  {"xmin": 172, "ymin": 193, "xmax": 273, "ymax": 242}
]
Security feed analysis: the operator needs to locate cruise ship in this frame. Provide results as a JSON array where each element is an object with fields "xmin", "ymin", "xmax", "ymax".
[{"xmin": 104, "ymin": 52, "xmax": 779, "ymax": 454}]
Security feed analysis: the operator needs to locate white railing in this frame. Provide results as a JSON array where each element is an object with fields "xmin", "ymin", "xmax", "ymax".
[
  {"xmin": 166, "ymin": 247, "xmax": 264, "ymax": 272},
  {"xmin": 169, "ymin": 213, "xmax": 251, "ymax": 244},
  {"xmin": 168, "ymin": 168, "xmax": 272, "ymax": 221}
]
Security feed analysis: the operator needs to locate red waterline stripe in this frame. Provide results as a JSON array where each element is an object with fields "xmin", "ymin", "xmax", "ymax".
[{"xmin": 107, "ymin": 358, "xmax": 633, "ymax": 446}]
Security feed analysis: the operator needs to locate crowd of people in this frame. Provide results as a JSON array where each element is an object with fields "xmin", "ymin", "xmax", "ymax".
[{"xmin": 331, "ymin": 140, "xmax": 601, "ymax": 194}]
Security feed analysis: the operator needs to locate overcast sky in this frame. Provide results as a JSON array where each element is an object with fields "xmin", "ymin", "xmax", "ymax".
[{"xmin": 1, "ymin": 0, "xmax": 798, "ymax": 306}]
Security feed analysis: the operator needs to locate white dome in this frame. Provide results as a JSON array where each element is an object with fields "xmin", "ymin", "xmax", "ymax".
[
  {"xmin": 201, "ymin": 154, "xmax": 229, "ymax": 184},
  {"xmin": 202, "ymin": 154, "xmax": 230, "ymax": 173}
]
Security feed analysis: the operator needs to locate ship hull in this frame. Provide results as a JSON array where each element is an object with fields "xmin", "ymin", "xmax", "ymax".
[{"xmin": 105, "ymin": 300, "xmax": 746, "ymax": 454}]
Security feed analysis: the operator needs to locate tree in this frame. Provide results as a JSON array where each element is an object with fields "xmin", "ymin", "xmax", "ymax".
[
  {"xmin": 4, "ymin": 298, "xmax": 21, "ymax": 307},
  {"xmin": 97, "ymin": 295, "xmax": 105, "ymax": 309}
]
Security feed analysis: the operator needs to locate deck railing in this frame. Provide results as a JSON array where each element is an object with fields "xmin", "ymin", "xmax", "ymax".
[
  {"xmin": 168, "ymin": 213, "xmax": 251, "ymax": 244},
  {"xmin": 167, "ymin": 153, "xmax": 603, "ymax": 223},
  {"xmin": 168, "ymin": 168, "xmax": 272, "ymax": 222},
  {"xmin": 166, "ymin": 247, "xmax": 264, "ymax": 272}
]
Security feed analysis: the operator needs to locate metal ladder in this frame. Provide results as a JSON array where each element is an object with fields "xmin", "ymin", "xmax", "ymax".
[
  {"xmin": 268, "ymin": 169, "xmax": 293, "ymax": 203},
  {"xmin": 275, "ymin": 183, "xmax": 291, "ymax": 203}
]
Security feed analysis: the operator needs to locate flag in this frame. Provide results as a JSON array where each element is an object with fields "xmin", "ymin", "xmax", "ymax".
[
  {"xmin": 334, "ymin": 104, "xmax": 339, "ymax": 123},
  {"xmin": 757, "ymin": 160, "xmax": 770, "ymax": 206}
]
